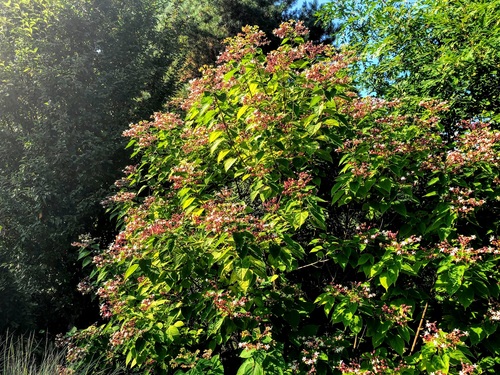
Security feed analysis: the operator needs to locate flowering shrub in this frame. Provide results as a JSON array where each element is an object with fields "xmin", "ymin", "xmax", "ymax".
[{"xmin": 68, "ymin": 21, "xmax": 500, "ymax": 374}]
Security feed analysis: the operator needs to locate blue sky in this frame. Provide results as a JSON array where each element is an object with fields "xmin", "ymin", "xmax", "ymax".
[{"xmin": 294, "ymin": 0, "xmax": 330, "ymax": 10}]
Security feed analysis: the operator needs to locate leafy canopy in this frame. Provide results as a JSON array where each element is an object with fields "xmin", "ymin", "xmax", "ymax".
[
  {"xmin": 69, "ymin": 21, "xmax": 500, "ymax": 374},
  {"xmin": 318, "ymin": 0, "xmax": 500, "ymax": 126}
]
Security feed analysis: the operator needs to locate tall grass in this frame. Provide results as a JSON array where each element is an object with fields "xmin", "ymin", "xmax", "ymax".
[
  {"xmin": 0, "ymin": 332, "xmax": 129, "ymax": 375},
  {"xmin": 1, "ymin": 332, "xmax": 64, "ymax": 374}
]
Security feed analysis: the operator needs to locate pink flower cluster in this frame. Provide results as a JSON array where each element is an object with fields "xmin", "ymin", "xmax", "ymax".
[
  {"xmin": 381, "ymin": 303, "xmax": 412, "ymax": 326},
  {"xmin": 283, "ymin": 172, "xmax": 313, "ymax": 198},
  {"xmin": 487, "ymin": 302, "xmax": 500, "ymax": 322},
  {"xmin": 237, "ymin": 326, "xmax": 273, "ymax": 351},
  {"xmin": 343, "ymin": 97, "xmax": 399, "ymax": 120},
  {"xmin": 262, "ymin": 197, "xmax": 280, "ymax": 213},
  {"xmin": 246, "ymin": 109, "xmax": 284, "ymax": 131},
  {"xmin": 337, "ymin": 359, "xmax": 361, "ymax": 374},
  {"xmin": 241, "ymin": 92, "xmax": 271, "ymax": 106},
  {"xmin": 448, "ymin": 187, "xmax": 486, "ymax": 215},
  {"xmin": 327, "ymin": 281, "xmax": 376, "ymax": 303},
  {"xmin": 151, "ymin": 111, "xmax": 183, "ymax": 130},
  {"xmin": 181, "ymin": 125, "xmax": 211, "ymax": 154},
  {"xmin": 109, "ymin": 319, "xmax": 141, "ymax": 347},
  {"xmin": 140, "ymin": 294, "xmax": 155, "ymax": 311},
  {"xmin": 100, "ymin": 303, "xmax": 112, "ymax": 319},
  {"xmin": 303, "ymin": 54, "xmax": 352, "ymax": 85},
  {"xmin": 459, "ymin": 362, "xmax": 478, "ymax": 375},
  {"xmin": 292, "ymin": 334, "xmax": 347, "ymax": 374},
  {"xmin": 418, "ymin": 99, "xmax": 449, "ymax": 113},
  {"xmin": 101, "ymin": 191, "xmax": 136, "ymax": 207},
  {"xmin": 194, "ymin": 196, "xmax": 267, "ymax": 238},
  {"xmin": 205, "ymin": 290, "xmax": 251, "ymax": 319},
  {"xmin": 218, "ymin": 25, "xmax": 269, "ymax": 64},
  {"xmin": 273, "ymin": 20, "xmax": 309, "ymax": 39},
  {"xmin": 70, "ymin": 233, "xmax": 95, "ymax": 248},
  {"xmin": 92, "ymin": 230, "xmax": 137, "ymax": 266},
  {"xmin": 451, "ymin": 124, "xmax": 500, "ymax": 169},
  {"xmin": 96, "ymin": 276, "xmax": 123, "ymax": 300},
  {"xmin": 422, "ymin": 321, "xmax": 468, "ymax": 350},
  {"xmin": 358, "ymin": 228, "xmax": 423, "ymax": 255},
  {"xmin": 337, "ymin": 355, "xmax": 408, "ymax": 374},
  {"xmin": 436, "ymin": 234, "xmax": 500, "ymax": 263},
  {"xmin": 169, "ymin": 162, "xmax": 204, "ymax": 189},
  {"xmin": 76, "ymin": 278, "xmax": 92, "ymax": 295},
  {"xmin": 424, "ymin": 122, "xmax": 500, "ymax": 173},
  {"xmin": 140, "ymin": 215, "xmax": 184, "ymax": 240}
]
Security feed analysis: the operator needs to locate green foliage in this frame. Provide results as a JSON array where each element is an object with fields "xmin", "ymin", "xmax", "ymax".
[
  {"xmin": 69, "ymin": 21, "xmax": 500, "ymax": 374},
  {"xmin": 0, "ymin": 0, "xmax": 168, "ymax": 332},
  {"xmin": 318, "ymin": 0, "xmax": 500, "ymax": 125},
  {"xmin": 0, "ymin": 0, "xmax": 297, "ymax": 333}
]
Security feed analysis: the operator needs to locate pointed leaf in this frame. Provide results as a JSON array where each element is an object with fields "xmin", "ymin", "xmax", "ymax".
[
  {"xmin": 124, "ymin": 263, "xmax": 139, "ymax": 280},
  {"xmin": 224, "ymin": 157, "xmax": 237, "ymax": 171}
]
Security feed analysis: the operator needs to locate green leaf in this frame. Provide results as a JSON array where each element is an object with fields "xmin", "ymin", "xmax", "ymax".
[
  {"xmin": 282, "ymin": 234, "xmax": 305, "ymax": 259},
  {"xmin": 379, "ymin": 274, "xmax": 390, "ymax": 290},
  {"xmin": 456, "ymin": 285, "xmax": 474, "ymax": 308},
  {"xmin": 315, "ymin": 148, "xmax": 333, "ymax": 162},
  {"xmin": 217, "ymin": 149, "xmax": 231, "ymax": 163},
  {"xmin": 166, "ymin": 325, "xmax": 180, "ymax": 340},
  {"xmin": 178, "ymin": 187, "xmax": 191, "ymax": 198},
  {"xmin": 125, "ymin": 350, "xmax": 133, "ymax": 366},
  {"xmin": 210, "ymin": 138, "xmax": 225, "ymax": 154},
  {"xmin": 469, "ymin": 326, "xmax": 485, "ymax": 345},
  {"xmin": 371, "ymin": 321, "xmax": 391, "ymax": 347},
  {"xmin": 427, "ymin": 176, "xmax": 440, "ymax": 186},
  {"xmin": 236, "ymin": 358, "xmax": 263, "ymax": 375},
  {"xmin": 240, "ymin": 349, "xmax": 256, "ymax": 359},
  {"xmin": 182, "ymin": 196, "xmax": 196, "ymax": 209},
  {"xmin": 248, "ymin": 82, "xmax": 259, "ymax": 95},
  {"xmin": 224, "ymin": 157, "xmax": 237, "ymax": 171},
  {"xmin": 293, "ymin": 211, "xmax": 309, "ymax": 229},
  {"xmin": 237, "ymin": 105, "xmax": 249, "ymax": 120},
  {"xmin": 393, "ymin": 202, "xmax": 407, "ymax": 216},
  {"xmin": 309, "ymin": 95, "xmax": 323, "ymax": 108},
  {"xmin": 82, "ymin": 257, "xmax": 92, "ymax": 268},
  {"xmin": 224, "ymin": 68, "xmax": 238, "ymax": 81},
  {"xmin": 77, "ymin": 249, "xmax": 91, "ymax": 260},
  {"xmin": 124, "ymin": 263, "xmax": 139, "ymax": 280},
  {"xmin": 307, "ymin": 122, "xmax": 322, "ymax": 135},
  {"xmin": 308, "ymin": 204, "xmax": 326, "ymax": 230},
  {"xmin": 388, "ymin": 335, "xmax": 405, "ymax": 355},
  {"xmin": 350, "ymin": 314, "xmax": 363, "ymax": 334},
  {"xmin": 357, "ymin": 253, "xmax": 373, "ymax": 265},
  {"xmin": 447, "ymin": 264, "xmax": 467, "ymax": 295},
  {"xmin": 232, "ymin": 267, "xmax": 253, "ymax": 292},
  {"xmin": 424, "ymin": 191, "xmax": 439, "ymax": 197},
  {"xmin": 209, "ymin": 130, "xmax": 225, "ymax": 143},
  {"xmin": 377, "ymin": 177, "xmax": 392, "ymax": 194}
]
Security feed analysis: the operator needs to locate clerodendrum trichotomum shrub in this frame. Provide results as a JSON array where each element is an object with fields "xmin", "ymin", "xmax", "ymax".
[{"xmin": 67, "ymin": 21, "xmax": 500, "ymax": 374}]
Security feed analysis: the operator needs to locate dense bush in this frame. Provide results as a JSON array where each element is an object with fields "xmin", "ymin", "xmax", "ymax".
[{"xmin": 69, "ymin": 22, "xmax": 500, "ymax": 374}]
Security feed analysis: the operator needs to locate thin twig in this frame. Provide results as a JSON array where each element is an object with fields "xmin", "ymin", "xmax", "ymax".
[
  {"xmin": 410, "ymin": 301, "xmax": 428, "ymax": 354},
  {"xmin": 295, "ymin": 258, "xmax": 330, "ymax": 270}
]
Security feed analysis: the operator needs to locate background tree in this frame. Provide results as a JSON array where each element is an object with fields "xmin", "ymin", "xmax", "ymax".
[
  {"xmin": 0, "ymin": 0, "xmax": 169, "ymax": 333},
  {"xmin": 317, "ymin": 0, "xmax": 500, "ymax": 127}
]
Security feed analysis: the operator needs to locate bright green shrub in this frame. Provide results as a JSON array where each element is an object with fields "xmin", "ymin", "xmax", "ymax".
[{"xmin": 69, "ymin": 21, "xmax": 500, "ymax": 374}]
